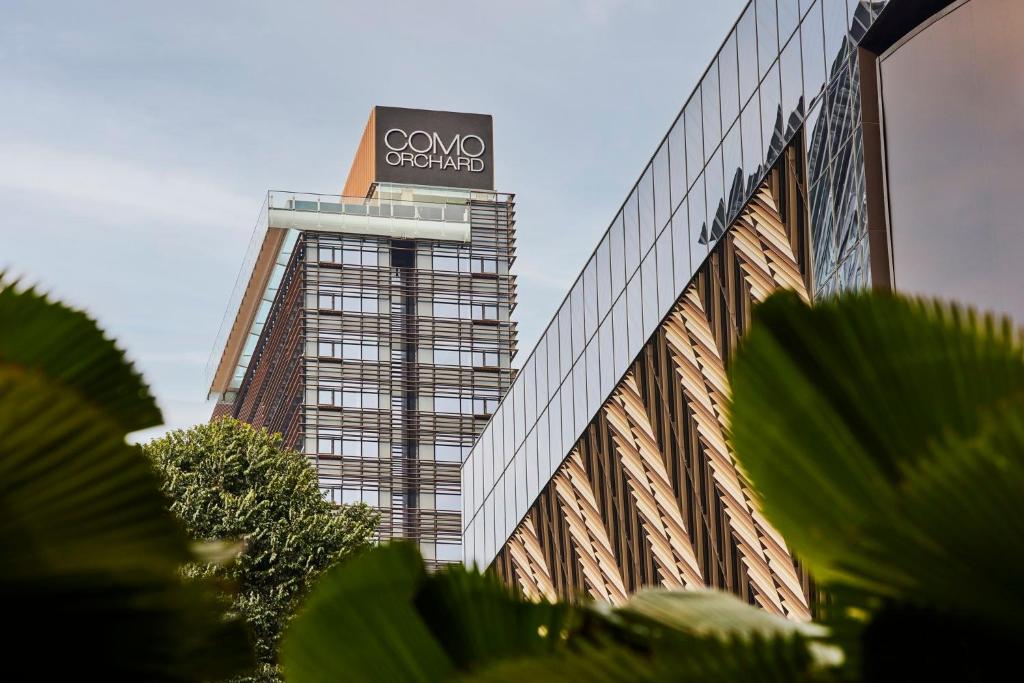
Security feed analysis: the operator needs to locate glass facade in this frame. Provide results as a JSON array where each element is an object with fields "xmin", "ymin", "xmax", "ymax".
[{"xmin": 463, "ymin": 0, "xmax": 888, "ymax": 567}]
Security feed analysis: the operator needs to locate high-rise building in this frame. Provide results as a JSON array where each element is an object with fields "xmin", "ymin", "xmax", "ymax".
[
  {"xmin": 208, "ymin": 106, "xmax": 517, "ymax": 567},
  {"xmin": 462, "ymin": 0, "xmax": 1023, "ymax": 615}
]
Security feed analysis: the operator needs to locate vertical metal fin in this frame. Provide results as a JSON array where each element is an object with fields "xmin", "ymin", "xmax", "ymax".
[
  {"xmin": 553, "ymin": 451, "xmax": 629, "ymax": 604},
  {"xmin": 506, "ymin": 513, "xmax": 557, "ymax": 601},
  {"xmin": 604, "ymin": 374, "xmax": 704, "ymax": 589}
]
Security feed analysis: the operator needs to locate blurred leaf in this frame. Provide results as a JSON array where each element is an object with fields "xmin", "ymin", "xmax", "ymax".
[
  {"xmin": 281, "ymin": 543, "xmax": 455, "ymax": 682},
  {"xmin": 284, "ymin": 545, "xmax": 838, "ymax": 682},
  {"xmin": 729, "ymin": 291, "xmax": 1024, "ymax": 630},
  {"xmin": 0, "ymin": 282, "xmax": 253, "ymax": 680},
  {"xmin": 0, "ymin": 276, "xmax": 161, "ymax": 432}
]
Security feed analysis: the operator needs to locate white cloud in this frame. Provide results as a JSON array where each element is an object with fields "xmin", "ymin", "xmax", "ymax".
[{"xmin": 0, "ymin": 140, "xmax": 253, "ymax": 232}]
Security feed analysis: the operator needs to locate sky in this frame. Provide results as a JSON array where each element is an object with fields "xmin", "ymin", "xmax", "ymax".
[{"xmin": 0, "ymin": 0, "xmax": 746, "ymax": 441}]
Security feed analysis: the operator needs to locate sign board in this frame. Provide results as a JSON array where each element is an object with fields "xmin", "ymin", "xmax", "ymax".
[{"xmin": 374, "ymin": 106, "xmax": 494, "ymax": 190}]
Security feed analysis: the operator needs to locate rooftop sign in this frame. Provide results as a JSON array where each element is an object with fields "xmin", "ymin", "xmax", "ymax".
[{"xmin": 373, "ymin": 106, "xmax": 494, "ymax": 190}]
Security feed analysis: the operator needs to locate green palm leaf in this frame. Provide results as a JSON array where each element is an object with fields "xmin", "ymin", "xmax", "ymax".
[
  {"xmin": 0, "ymin": 277, "xmax": 161, "ymax": 432},
  {"xmin": 0, "ymin": 282, "xmax": 254, "ymax": 680},
  {"xmin": 728, "ymin": 291, "xmax": 1024, "ymax": 628},
  {"xmin": 282, "ymin": 544, "xmax": 839, "ymax": 682}
]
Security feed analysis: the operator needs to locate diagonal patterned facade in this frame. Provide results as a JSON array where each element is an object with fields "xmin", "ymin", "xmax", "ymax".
[{"xmin": 491, "ymin": 148, "xmax": 812, "ymax": 618}]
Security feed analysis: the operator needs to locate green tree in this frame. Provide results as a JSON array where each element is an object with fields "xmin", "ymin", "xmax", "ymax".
[
  {"xmin": 280, "ymin": 291, "xmax": 1024, "ymax": 681},
  {"xmin": 0, "ymin": 278, "xmax": 254, "ymax": 680},
  {"xmin": 145, "ymin": 418, "xmax": 379, "ymax": 681}
]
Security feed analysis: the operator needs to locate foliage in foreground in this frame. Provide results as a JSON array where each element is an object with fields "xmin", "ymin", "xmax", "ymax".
[
  {"xmin": 145, "ymin": 418, "xmax": 379, "ymax": 681},
  {"xmin": 281, "ymin": 542, "xmax": 840, "ymax": 682},
  {"xmin": 0, "ymin": 278, "xmax": 254, "ymax": 680},
  {"xmin": 282, "ymin": 291, "xmax": 1024, "ymax": 682}
]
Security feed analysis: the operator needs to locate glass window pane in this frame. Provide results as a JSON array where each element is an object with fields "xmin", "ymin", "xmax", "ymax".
[
  {"xmin": 778, "ymin": 0, "xmax": 800, "ymax": 45},
  {"xmin": 641, "ymin": 254, "xmax": 659, "ymax": 339},
  {"xmin": 572, "ymin": 361, "xmax": 587, "ymax": 437},
  {"xmin": 585, "ymin": 340, "xmax": 600, "ymax": 420},
  {"xmin": 599, "ymin": 319, "xmax": 614, "ymax": 398},
  {"xmin": 741, "ymin": 96, "xmax": 764, "ymax": 192},
  {"xmin": 684, "ymin": 93, "xmax": 703, "ymax": 189},
  {"xmin": 801, "ymin": 0, "xmax": 827, "ymax": 105},
  {"xmin": 596, "ymin": 233, "xmax": 612, "ymax": 320},
  {"xmin": 557, "ymin": 302, "xmax": 572, "ymax": 383},
  {"xmin": 719, "ymin": 33, "xmax": 740, "ymax": 131},
  {"xmin": 757, "ymin": 0, "xmax": 779, "ymax": 79},
  {"xmin": 525, "ymin": 427, "xmax": 538, "ymax": 505},
  {"xmin": 653, "ymin": 142, "xmax": 671, "ymax": 231},
  {"xmin": 656, "ymin": 227, "xmax": 675, "ymax": 316},
  {"xmin": 583, "ymin": 257, "xmax": 598, "ymax": 342},
  {"xmin": 638, "ymin": 165, "xmax": 656, "ymax": 256},
  {"xmin": 612, "ymin": 293, "xmax": 628, "ymax": 379},
  {"xmin": 668, "ymin": 115, "xmax": 687, "ymax": 213},
  {"xmin": 822, "ymin": 0, "xmax": 848, "ymax": 82},
  {"xmin": 847, "ymin": 0, "xmax": 870, "ymax": 43},
  {"xmin": 503, "ymin": 399, "xmax": 514, "ymax": 465},
  {"xmin": 560, "ymin": 383, "xmax": 574, "ymax": 453},
  {"xmin": 805, "ymin": 95, "xmax": 829, "ymax": 195},
  {"xmin": 624, "ymin": 189, "xmax": 641, "ymax": 278},
  {"xmin": 610, "ymin": 211, "xmax": 626, "ymax": 296},
  {"xmin": 701, "ymin": 59, "xmax": 721, "ymax": 163},
  {"xmin": 688, "ymin": 175, "xmax": 708, "ymax": 273},
  {"xmin": 523, "ymin": 356, "xmax": 537, "ymax": 427},
  {"xmin": 626, "ymin": 273, "xmax": 643, "ymax": 362},
  {"xmin": 544, "ymin": 401, "xmax": 561, "ymax": 475},
  {"xmin": 513, "ymin": 376, "xmax": 525, "ymax": 448},
  {"xmin": 705, "ymin": 148, "xmax": 725, "ymax": 244},
  {"xmin": 535, "ymin": 329, "xmax": 549, "ymax": 406},
  {"xmin": 546, "ymin": 324, "xmax": 559, "ymax": 402},
  {"xmin": 570, "ymin": 282, "xmax": 585, "ymax": 361},
  {"xmin": 671, "ymin": 207, "xmax": 690, "ymax": 290},
  {"xmin": 760, "ymin": 61, "xmax": 783, "ymax": 165},
  {"xmin": 780, "ymin": 28, "xmax": 805, "ymax": 137},
  {"xmin": 737, "ymin": 6, "xmax": 759, "ymax": 105},
  {"xmin": 722, "ymin": 122, "xmax": 743, "ymax": 224}
]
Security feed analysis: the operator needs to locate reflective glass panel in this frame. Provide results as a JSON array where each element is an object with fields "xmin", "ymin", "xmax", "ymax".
[
  {"xmin": 688, "ymin": 174, "xmax": 708, "ymax": 273},
  {"xmin": 624, "ymin": 189, "xmax": 641, "ymax": 278},
  {"xmin": 611, "ymin": 293, "xmax": 628, "ymax": 379},
  {"xmin": 638, "ymin": 165, "xmax": 656, "ymax": 256},
  {"xmin": 535, "ymin": 327, "xmax": 549, "ymax": 405},
  {"xmin": 719, "ymin": 33, "xmax": 741, "ymax": 131},
  {"xmin": 740, "ymin": 96, "xmax": 764, "ymax": 192},
  {"xmin": 641, "ymin": 253, "xmax": 659, "ymax": 339},
  {"xmin": 702, "ymin": 59, "xmax": 722, "ymax": 163},
  {"xmin": 599, "ymin": 321, "xmax": 614, "ymax": 400},
  {"xmin": 671, "ymin": 208, "xmax": 690, "ymax": 290},
  {"xmin": 722, "ymin": 122, "xmax": 744, "ymax": 223},
  {"xmin": 546, "ymin": 324, "xmax": 560, "ymax": 403},
  {"xmin": 653, "ymin": 142, "xmax": 671, "ymax": 231},
  {"xmin": 778, "ymin": 0, "xmax": 800, "ymax": 45},
  {"xmin": 655, "ymin": 226, "xmax": 675, "ymax": 315},
  {"xmin": 737, "ymin": 6, "xmax": 759, "ymax": 104},
  {"xmin": 684, "ymin": 94, "xmax": 704, "ymax": 189},
  {"xmin": 583, "ymin": 257, "xmax": 598, "ymax": 342},
  {"xmin": 760, "ymin": 60, "xmax": 783, "ymax": 164},
  {"xmin": 705, "ymin": 148, "xmax": 725, "ymax": 244},
  {"xmin": 822, "ymin": 0, "xmax": 848, "ymax": 82},
  {"xmin": 557, "ymin": 301, "xmax": 572, "ymax": 383},
  {"xmin": 668, "ymin": 115, "xmax": 687, "ymax": 213},
  {"xmin": 757, "ymin": 0, "xmax": 779, "ymax": 78},
  {"xmin": 801, "ymin": 1, "xmax": 827, "ymax": 105},
  {"xmin": 780, "ymin": 28, "xmax": 805, "ymax": 137},
  {"xmin": 596, "ymin": 233, "xmax": 612, "ymax": 320},
  {"xmin": 626, "ymin": 273, "xmax": 643, "ymax": 361},
  {"xmin": 610, "ymin": 211, "xmax": 626, "ymax": 295}
]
